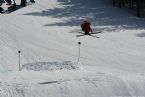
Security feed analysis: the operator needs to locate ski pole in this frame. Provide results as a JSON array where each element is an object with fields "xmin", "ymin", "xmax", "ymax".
[
  {"xmin": 78, "ymin": 42, "xmax": 81, "ymax": 62},
  {"xmin": 18, "ymin": 50, "xmax": 21, "ymax": 71}
]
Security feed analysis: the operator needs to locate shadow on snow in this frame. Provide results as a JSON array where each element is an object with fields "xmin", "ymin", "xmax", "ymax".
[
  {"xmin": 23, "ymin": 0, "xmax": 145, "ymax": 32},
  {"xmin": 39, "ymin": 80, "xmax": 69, "ymax": 85},
  {"xmin": 136, "ymin": 32, "xmax": 145, "ymax": 37}
]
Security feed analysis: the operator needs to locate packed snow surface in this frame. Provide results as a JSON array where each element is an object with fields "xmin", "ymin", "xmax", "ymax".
[{"xmin": 0, "ymin": 0, "xmax": 145, "ymax": 97}]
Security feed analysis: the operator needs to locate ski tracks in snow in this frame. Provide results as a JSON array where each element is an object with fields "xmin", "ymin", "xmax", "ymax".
[{"xmin": 0, "ymin": 71, "xmax": 145, "ymax": 97}]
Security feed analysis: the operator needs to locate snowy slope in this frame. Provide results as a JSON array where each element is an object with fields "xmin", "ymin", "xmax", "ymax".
[{"xmin": 0, "ymin": 0, "xmax": 145, "ymax": 97}]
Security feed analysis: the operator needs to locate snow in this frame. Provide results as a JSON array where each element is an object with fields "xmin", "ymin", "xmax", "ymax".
[
  {"xmin": 21, "ymin": 61, "xmax": 81, "ymax": 71},
  {"xmin": 0, "ymin": 0, "xmax": 145, "ymax": 97}
]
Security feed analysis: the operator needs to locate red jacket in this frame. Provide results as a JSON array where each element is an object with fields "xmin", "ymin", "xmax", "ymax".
[{"xmin": 81, "ymin": 21, "xmax": 92, "ymax": 32}]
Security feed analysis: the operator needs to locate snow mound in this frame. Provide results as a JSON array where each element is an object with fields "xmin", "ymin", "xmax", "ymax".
[{"xmin": 21, "ymin": 61, "xmax": 81, "ymax": 71}]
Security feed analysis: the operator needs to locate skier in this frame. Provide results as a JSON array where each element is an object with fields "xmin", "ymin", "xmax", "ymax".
[
  {"xmin": 81, "ymin": 20, "xmax": 93, "ymax": 35},
  {"xmin": 0, "ymin": 0, "xmax": 5, "ymax": 13}
]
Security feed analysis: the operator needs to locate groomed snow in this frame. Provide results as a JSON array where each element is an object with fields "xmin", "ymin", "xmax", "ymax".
[{"xmin": 0, "ymin": 0, "xmax": 145, "ymax": 97}]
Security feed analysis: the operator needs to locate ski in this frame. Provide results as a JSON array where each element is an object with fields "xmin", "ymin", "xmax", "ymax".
[
  {"xmin": 76, "ymin": 34, "xmax": 99, "ymax": 38},
  {"xmin": 76, "ymin": 31, "xmax": 101, "ymax": 34},
  {"xmin": 76, "ymin": 31, "xmax": 101, "ymax": 38},
  {"xmin": 88, "ymin": 34, "xmax": 99, "ymax": 38},
  {"xmin": 90, "ymin": 31, "xmax": 102, "ymax": 34},
  {"xmin": 76, "ymin": 34, "xmax": 86, "ymax": 37}
]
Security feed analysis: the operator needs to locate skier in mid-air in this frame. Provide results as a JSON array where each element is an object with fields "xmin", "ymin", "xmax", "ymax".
[{"xmin": 81, "ymin": 20, "xmax": 93, "ymax": 35}]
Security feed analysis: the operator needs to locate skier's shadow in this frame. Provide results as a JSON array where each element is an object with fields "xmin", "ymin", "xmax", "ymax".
[
  {"xmin": 39, "ymin": 80, "xmax": 70, "ymax": 85},
  {"xmin": 39, "ymin": 81, "xmax": 58, "ymax": 85}
]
